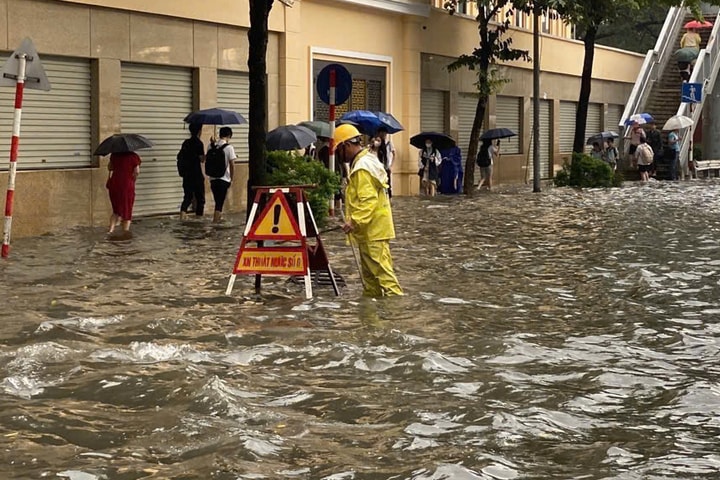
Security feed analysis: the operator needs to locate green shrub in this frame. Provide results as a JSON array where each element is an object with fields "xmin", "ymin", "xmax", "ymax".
[
  {"xmin": 693, "ymin": 144, "xmax": 703, "ymax": 161},
  {"xmin": 265, "ymin": 150, "xmax": 340, "ymax": 227},
  {"xmin": 553, "ymin": 152, "xmax": 622, "ymax": 188}
]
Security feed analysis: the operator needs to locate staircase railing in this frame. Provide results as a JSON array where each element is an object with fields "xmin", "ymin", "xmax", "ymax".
[
  {"xmin": 619, "ymin": 6, "xmax": 688, "ymax": 132},
  {"xmin": 676, "ymin": 19, "xmax": 720, "ymax": 175}
]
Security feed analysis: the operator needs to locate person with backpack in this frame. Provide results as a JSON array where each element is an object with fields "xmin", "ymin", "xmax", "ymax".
[
  {"xmin": 476, "ymin": 138, "xmax": 497, "ymax": 191},
  {"xmin": 418, "ymin": 138, "xmax": 441, "ymax": 196},
  {"xmin": 177, "ymin": 123, "xmax": 206, "ymax": 219},
  {"xmin": 605, "ymin": 138, "xmax": 619, "ymax": 171},
  {"xmin": 205, "ymin": 126, "xmax": 237, "ymax": 223}
]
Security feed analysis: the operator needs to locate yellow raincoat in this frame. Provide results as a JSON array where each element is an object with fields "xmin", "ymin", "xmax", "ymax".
[{"xmin": 345, "ymin": 148, "xmax": 403, "ymax": 297}]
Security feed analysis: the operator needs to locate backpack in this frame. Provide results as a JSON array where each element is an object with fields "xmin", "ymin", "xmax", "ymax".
[
  {"xmin": 176, "ymin": 140, "xmax": 192, "ymax": 177},
  {"xmin": 476, "ymin": 144, "xmax": 491, "ymax": 168},
  {"xmin": 205, "ymin": 143, "xmax": 229, "ymax": 178}
]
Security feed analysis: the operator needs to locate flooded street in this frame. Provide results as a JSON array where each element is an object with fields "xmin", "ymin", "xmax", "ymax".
[{"xmin": 3, "ymin": 180, "xmax": 720, "ymax": 479}]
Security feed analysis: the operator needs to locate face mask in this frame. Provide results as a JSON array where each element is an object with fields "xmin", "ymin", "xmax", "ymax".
[
  {"xmin": 373, "ymin": 141, "xmax": 381, "ymax": 148},
  {"xmin": 425, "ymin": 143, "xmax": 432, "ymax": 149}
]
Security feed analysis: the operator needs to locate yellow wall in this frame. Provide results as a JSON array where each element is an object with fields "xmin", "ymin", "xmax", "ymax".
[{"xmin": 423, "ymin": 8, "xmax": 644, "ymax": 84}]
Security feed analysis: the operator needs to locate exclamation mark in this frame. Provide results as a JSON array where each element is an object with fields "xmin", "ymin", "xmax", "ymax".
[{"xmin": 272, "ymin": 204, "xmax": 281, "ymax": 233}]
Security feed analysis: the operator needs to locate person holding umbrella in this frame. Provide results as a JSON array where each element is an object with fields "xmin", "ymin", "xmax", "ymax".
[
  {"xmin": 418, "ymin": 138, "xmax": 442, "ymax": 196},
  {"xmin": 178, "ymin": 123, "xmax": 206, "ymax": 219},
  {"xmin": 94, "ymin": 133, "xmax": 152, "ymax": 235},
  {"xmin": 334, "ymin": 124, "xmax": 403, "ymax": 297},
  {"xmin": 106, "ymin": 149, "xmax": 142, "ymax": 235}
]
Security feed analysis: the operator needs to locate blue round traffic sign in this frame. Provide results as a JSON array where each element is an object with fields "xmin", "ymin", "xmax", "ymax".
[{"xmin": 317, "ymin": 63, "xmax": 352, "ymax": 105}]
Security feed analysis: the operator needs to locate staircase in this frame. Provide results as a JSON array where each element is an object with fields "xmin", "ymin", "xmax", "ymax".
[
  {"xmin": 620, "ymin": 7, "xmax": 720, "ymax": 180},
  {"xmin": 645, "ymin": 16, "xmax": 715, "ymax": 135}
]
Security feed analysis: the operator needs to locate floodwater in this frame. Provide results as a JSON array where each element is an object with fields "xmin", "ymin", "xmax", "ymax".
[{"xmin": 2, "ymin": 180, "xmax": 720, "ymax": 479}]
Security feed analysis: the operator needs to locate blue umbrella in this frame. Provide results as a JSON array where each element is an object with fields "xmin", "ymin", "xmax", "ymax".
[
  {"xmin": 624, "ymin": 113, "xmax": 654, "ymax": 126},
  {"xmin": 184, "ymin": 108, "xmax": 247, "ymax": 125},
  {"xmin": 374, "ymin": 111, "xmax": 404, "ymax": 133},
  {"xmin": 340, "ymin": 110, "xmax": 382, "ymax": 135}
]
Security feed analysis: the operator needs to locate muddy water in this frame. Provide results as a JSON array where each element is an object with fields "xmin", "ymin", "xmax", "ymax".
[{"xmin": 2, "ymin": 180, "xmax": 720, "ymax": 479}]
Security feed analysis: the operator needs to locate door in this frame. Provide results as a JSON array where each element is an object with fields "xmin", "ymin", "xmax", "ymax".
[
  {"xmin": 121, "ymin": 63, "xmax": 193, "ymax": 216},
  {"xmin": 217, "ymin": 71, "xmax": 250, "ymax": 163},
  {"xmin": 0, "ymin": 57, "xmax": 91, "ymax": 170},
  {"xmin": 528, "ymin": 99, "xmax": 552, "ymax": 180},
  {"xmin": 420, "ymin": 89, "xmax": 446, "ymax": 133},
  {"xmin": 559, "ymin": 101, "xmax": 576, "ymax": 154},
  {"xmin": 495, "ymin": 96, "xmax": 521, "ymax": 154}
]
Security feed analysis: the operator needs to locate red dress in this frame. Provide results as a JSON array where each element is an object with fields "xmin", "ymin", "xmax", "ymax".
[{"xmin": 107, "ymin": 152, "xmax": 141, "ymax": 220}]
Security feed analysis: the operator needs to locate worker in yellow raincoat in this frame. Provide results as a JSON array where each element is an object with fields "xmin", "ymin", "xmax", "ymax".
[{"xmin": 334, "ymin": 124, "xmax": 403, "ymax": 297}]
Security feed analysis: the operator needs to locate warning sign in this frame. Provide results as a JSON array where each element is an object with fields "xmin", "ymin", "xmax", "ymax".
[
  {"xmin": 234, "ymin": 247, "xmax": 307, "ymax": 275},
  {"xmin": 247, "ymin": 190, "xmax": 302, "ymax": 241}
]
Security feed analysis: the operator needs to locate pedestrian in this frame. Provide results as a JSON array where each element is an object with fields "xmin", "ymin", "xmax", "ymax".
[
  {"xmin": 635, "ymin": 137, "xmax": 654, "ymax": 182},
  {"xmin": 590, "ymin": 141, "xmax": 604, "ymax": 161},
  {"xmin": 178, "ymin": 123, "xmax": 206, "ymax": 219},
  {"xmin": 376, "ymin": 127, "xmax": 396, "ymax": 198},
  {"xmin": 646, "ymin": 120, "xmax": 663, "ymax": 177},
  {"xmin": 667, "ymin": 129, "xmax": 681, "ymax": 180},
  {"xmin": 681, "ymin": 27, "xmax": 702, "ymax": 52},
  {"xmin": 106, "ymin": 151, "xmax": 141, "ymax": 234},
  {"xmin": 206, "ymin": 126, "xmax": 237, "ymax": 223},
  {"xmin": 418, "ymin": 138, "xmax": 441, "ymax": 196},
  {"xmin": 333, "ymin": 124, "xmax": 403, "ymax": 297},
  {"xmin": 476, "ymin": 139, "xmax": 494, "ymax": 191},
  {"xmin": 628, "ymin": 121, "xmax": 646, "ymax": 165},
  {"xmin": 605, "ymin": 138, "xmax": 619, "ymax": 171},
  {"xmin": 441, "ymin": 144, "xmax": 463, "ymax": 194}
]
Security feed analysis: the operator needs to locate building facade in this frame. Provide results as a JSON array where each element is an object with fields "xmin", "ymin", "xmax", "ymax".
[{"xmin": 0, "ymin": 0, "xmax": 643, "ymax": 238}]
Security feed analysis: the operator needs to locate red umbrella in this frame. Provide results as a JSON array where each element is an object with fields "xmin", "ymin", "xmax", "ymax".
[{"xmin": 684, "ymin": 20, "xmax": 713, "ymax": 29}]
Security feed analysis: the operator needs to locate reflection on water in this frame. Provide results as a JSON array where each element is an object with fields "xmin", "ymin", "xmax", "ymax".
[{"xmin": 2, "ymin": 181, "xmax": 720, "ymax": 479}]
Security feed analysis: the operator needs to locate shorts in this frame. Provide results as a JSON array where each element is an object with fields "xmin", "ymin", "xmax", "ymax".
[
  {"xmin": 638, "ymin": 164, "xmax": 653, "ymax": 173},
  {"xmin": 479, "ymin": 166, "xmax": 493, "ymax": 178}
]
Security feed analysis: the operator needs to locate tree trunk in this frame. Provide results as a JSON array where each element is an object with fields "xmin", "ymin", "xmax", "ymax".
[
  {"xmin": 573, "ymin": 25, "xmax": 597, "ymax": 155},
  {"xmin": 463, "ymin": 94, "xmax": 488, "ymax": 194},
  {"xmin": 246, "ymin": 0, "xmax": 273, "ymax": 216}
]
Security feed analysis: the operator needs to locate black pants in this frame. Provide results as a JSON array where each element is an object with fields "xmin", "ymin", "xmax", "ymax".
[
  {"xmin": 210, "ymin": 179, "xmax": 231, "ymax": 212},
  {"xmin": 180, "ymin": 175, "xmax": 205, "ymax": 215}
]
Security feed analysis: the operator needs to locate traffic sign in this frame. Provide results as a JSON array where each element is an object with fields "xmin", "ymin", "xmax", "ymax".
[
  {"xmin": 0, "ymin": 38, "xmax": 50, "ymax": 91},
  {"xmin": 247, "ymin": 190, "xmax": 302, "ymax": 241},
  {"xmin": 317, "ymin": 63, "xmax": 352, "ymax": 105},
  {"xmin": 681, "ymin": 82, "xmax": 702, "ymax": 103}
]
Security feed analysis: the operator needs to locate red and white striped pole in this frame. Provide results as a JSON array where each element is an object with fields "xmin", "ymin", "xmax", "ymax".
[
  {"xmin": 328, "ymin": 67, "xmax": 336, "ymax": 217},
  {"xmin": 2, "ymin": 53, "xmax": 27, "ymax": 258}
]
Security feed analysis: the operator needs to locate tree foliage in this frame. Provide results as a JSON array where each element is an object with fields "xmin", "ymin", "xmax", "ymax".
[{"xmin": 443, "ymin": 1, "xmax": 531, "ymax": 194}]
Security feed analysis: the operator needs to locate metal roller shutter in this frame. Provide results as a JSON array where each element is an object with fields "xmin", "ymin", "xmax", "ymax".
[
  {"xmin": 121, "ymin": 64, "xmax": 192, "ymax": 216},
  {"xmin": 0, "ymin": 56, "xmax": 91, "ymax": 170},
  {"xmin": 420, "ymin": 89, "xmax": 446, "ymax": 133},
  {"xmin": 217, "ymin": 71, "xmax": 250, "ymax": 163},
  {"xmin": 457, "ymin": 92, "xmax": 479, "ymax": 161},
  {"xmin": 606, "ymin": 104, "xmax": 623, "ymax": 131},
  {"xmin": 528, "ymin": 99, "xmax": 551, "ymax": 180},
  {"xmin": 559, "ymin": 101, "xmax": 576, "ymax": 153},
  {"xmin": 585, "ymin": 103, "xmax": 602, "ymax": 152},
  {"xmin": 495, "ymin": 96, "xmax": 521, "ymax": 154}
]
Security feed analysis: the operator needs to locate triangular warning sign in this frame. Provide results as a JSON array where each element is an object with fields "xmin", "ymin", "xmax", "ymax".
[
  {"xmin": 0, "ymin": 38, "xmax": 51, "ymax": 91},
  {"xmin": 247, "ymin": 190, "xmax": 303, "ymax": 241}
]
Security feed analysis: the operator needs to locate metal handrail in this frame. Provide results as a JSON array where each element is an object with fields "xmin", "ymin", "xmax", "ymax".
[
  {"xmin": 676, "ymin": 19, "xmax": 720, "ymax": 174},
  {"xmin": 619, "ymin": 6, "xmax": 688, "ymax": 129}
]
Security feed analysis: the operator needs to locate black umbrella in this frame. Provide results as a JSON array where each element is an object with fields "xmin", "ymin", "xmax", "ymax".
[
  {"xmin": 410, "ymin": 132, "xmax": 456, "ymax": 151},
  {"xmin": 93, "ymin": 133, "xmax": 154, "ymax": 156},
  {"xmin": 480, "ymin": 128, "xmax": 517, "ymax": 141},
  {"xmin": 585, "ymin": 131, "xmax": 619, "ymax": 145},
  {"xmin": 184, "ymin": 108, "xmax": 247, "ymax": 125},
  {"xmin": 266, "ymin": 125, "xmax": 317, "ymax": 151}
]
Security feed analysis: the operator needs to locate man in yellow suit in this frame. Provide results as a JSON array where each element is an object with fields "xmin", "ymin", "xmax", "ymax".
[{"xmin": 333, "ymin": 124, "xmax": 403, "ymax": 297}]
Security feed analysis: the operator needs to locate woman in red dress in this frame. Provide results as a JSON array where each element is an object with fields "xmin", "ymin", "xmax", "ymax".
[{"xmin": 106, "ymin": 152, "xmax": 141, "ymax": 234}]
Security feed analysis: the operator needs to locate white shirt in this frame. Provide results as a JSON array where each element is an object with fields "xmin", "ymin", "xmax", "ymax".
[
  {"xmin": 213, "ymin": 138, "xmax": 237, "ymax": 182},
  {"xmin": 489, "ymin": 144, "xmax": 499, "ymax": 165}
]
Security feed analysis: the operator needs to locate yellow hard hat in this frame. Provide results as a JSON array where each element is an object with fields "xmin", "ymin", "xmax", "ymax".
[{"xmin": 333, "ymin": 123, "xmax": 361, "ymax": 146}]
